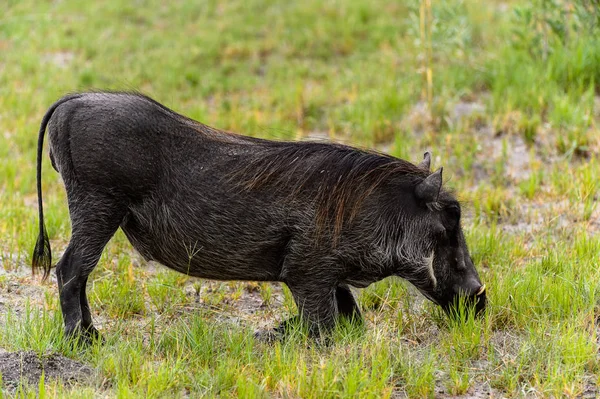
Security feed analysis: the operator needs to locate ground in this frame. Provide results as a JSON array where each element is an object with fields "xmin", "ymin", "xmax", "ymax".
[
  {"xmin": 1, "ymin": 0, "xmax": 600, "ymax": 397},
  {"xmin": 0, "ymin": 350, "xmax": 93, "ymax": 394}
]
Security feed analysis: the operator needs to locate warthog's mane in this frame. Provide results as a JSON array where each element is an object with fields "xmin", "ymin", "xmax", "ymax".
[{"xmin": 232, "ymin": 141, "xmax": 429, "ymax": 240}]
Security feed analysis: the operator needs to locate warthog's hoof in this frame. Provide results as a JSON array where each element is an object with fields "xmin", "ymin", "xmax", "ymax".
[
  {"xmin": 253, "ymin": 329, "xmax": 283, "ymax": 344},
  {"xmin": 65, "ymin": 325, "xmax": 105, "ymax": 347},
  {"xmin": 253, "ymin": 316, "xmax": 304, "ymax": 343}
]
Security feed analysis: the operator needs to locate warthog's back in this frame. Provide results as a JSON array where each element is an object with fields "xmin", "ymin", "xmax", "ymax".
[{"xmin": 47, "ymin": 92, "xmax": 251, "ymax": 197}]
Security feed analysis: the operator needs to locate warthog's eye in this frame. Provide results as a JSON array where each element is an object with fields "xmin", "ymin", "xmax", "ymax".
[
  {"xmin": 444, "ymin": 204, "xmax": 461, "ymax": 230},
  {"xmin": 446, "ymin": 204, "xmax": 460, "ymax": 220}
]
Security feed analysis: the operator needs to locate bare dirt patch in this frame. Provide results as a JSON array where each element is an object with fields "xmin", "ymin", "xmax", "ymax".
[
  {"xmin": 42, "ymin": 51, "xmax": 75, "ymax": 69},
  {"xmin": 0, "ymin": 261, "xmax": 49, "ymax": 327},
  {"xmin": 0, "ymin": 349, "xmax": 95, "ymax": 392}
]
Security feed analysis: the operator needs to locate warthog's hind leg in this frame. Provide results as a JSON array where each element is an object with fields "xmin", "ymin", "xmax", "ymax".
[
  {"xmin": 80, "ymin": 276, "xmax": 101, "ymax": 340},
  {"xmin": 57, "ymin": 191, "xmax": 126, "ymax": 343}
]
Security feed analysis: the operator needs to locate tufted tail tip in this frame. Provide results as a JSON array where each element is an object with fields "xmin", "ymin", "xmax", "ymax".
[{"xmin": 32, "ymin": 230, "xmax": 52, "ymax": 281}]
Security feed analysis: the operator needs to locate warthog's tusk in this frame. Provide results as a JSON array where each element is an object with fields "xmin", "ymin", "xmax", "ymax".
[{"xmin": 476, "ymin": 284, "xmax": 486, "ymax": 296}]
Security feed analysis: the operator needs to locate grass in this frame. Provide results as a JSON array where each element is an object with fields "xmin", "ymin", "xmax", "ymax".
[{"xmin": 1, "ymin": 0, "xmax": 600, "ymax": 397}]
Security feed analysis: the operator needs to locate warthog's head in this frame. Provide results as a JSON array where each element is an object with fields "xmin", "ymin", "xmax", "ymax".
[{"xmin": 393, "ymin": 153, "xmax": 486, "ymax": 317}]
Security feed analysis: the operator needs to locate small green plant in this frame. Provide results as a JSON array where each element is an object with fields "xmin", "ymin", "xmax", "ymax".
[
  {"xmin": 519, "ymin": 114, "xmax": 540, "ymax": 144},
  {"xmin": 472, "ymin": 185, "xmax": 515, "ymax": 224},
  {"xmin": 519, "ymin": 169, "xmax": 543, "ymax": 199},
  {"xmin": 259, "ymin": 282, "xmax": 274, "ymax": 306},
  {"xmin": 146, "ymin": 271, "xmax": 189, "ymax": 313},
  {"xmin": 446, "ymin": 363, "xmax": 470, "ymax": 396},
  {"xmin": 394, "ymin": 350, "xmax": 437, "ymax": 398},
  {"xmin": 90, "ymin": 257, "xmax": 146, "ymax": 319}
]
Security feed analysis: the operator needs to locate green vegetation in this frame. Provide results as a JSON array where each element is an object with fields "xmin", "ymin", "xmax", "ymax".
[{"xmin": 1, "ymin": 0, "xmax": 599, "ymax": 397}]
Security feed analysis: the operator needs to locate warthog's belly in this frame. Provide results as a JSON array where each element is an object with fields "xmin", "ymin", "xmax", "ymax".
[{"xmin": 119, "ymin": 199, "xmax": 290, "ymax": 282}]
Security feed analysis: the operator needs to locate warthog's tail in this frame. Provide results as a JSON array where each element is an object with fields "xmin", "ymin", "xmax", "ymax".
[{"xmin": 32, "ymin": 94, "xmax": 82, "ymax": 281}]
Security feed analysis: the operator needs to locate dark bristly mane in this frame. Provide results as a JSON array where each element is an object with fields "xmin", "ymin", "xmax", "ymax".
[{"xmin": 233, "ymin": 141, "xmax": 429, "ymax": 239}]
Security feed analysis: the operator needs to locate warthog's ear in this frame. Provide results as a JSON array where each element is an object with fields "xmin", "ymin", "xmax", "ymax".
[
  {"xmin": 417, "ymin": 152, "xmax": 431, "ymax": 171},
  {"xmin": 415, "ymin": 167, "xmax": 443, "ymax": 203}
]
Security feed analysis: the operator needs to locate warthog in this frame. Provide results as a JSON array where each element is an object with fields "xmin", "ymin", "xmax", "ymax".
[{"xmin": 32, "ymin": 92, "xmax": 486, "ymax": 341}]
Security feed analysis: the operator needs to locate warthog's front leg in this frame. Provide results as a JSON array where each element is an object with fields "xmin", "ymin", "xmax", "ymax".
[
  {"xmin": 286, "ymin": 278, "xmax": 338, "ymax": 336},
  {"xmin": 268, "ymin": 284, "xmax": 362, "ymax": 339},
  {"xmin": 335, "ymin": 285, "xmax": 362, "ymax": 324}
]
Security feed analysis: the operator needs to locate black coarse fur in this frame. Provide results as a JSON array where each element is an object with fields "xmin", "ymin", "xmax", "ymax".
[
  {"xmin": 233, "ymin": 140, "xmax": 428, "ymax": 241},
  {"xmin": 33, "ymin": 91, "xmax": 485, "ymax": 341},
  {"xmin": 32, "ymin": 93, "xmax": 83, "ymax": 281}
]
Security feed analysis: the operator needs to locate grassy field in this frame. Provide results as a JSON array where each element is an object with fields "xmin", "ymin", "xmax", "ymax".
[{"xmin": 1, "ymin": 0, "xmax": 600, "ymax": 397}]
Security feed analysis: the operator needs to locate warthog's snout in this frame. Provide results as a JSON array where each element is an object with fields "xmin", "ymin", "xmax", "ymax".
[
  {"xmin": 472, "ymin": 284, "xmax": 486, "ymax": 316},
  {"xmin": 443, "ymin": 283, "xmax": 487, "ymax": 318}
]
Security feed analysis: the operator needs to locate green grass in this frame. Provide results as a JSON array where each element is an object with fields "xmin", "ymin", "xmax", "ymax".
[{"xmin": 1, "ymin": 0, "xmax": 600, "ymax": 397}]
